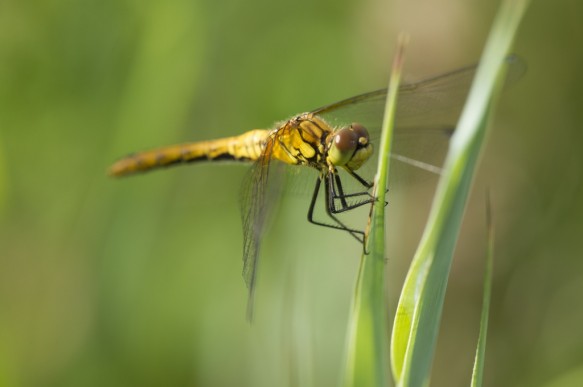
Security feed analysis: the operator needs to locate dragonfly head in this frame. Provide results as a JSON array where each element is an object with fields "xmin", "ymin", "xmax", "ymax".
[{"xmin": 328, "ymin": 123, "xmax": 373, "ymax": 170}]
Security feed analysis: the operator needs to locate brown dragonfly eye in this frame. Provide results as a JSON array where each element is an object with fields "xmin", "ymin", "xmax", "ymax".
[
  {"xmin": 344, "ymin": 123, "xmax": 373, "ymax": 170},
  {"xmin": 334, "ymin": 128, "xmax": 358, "ymax": 152},
  {"xmin": 351, "ymin": 123, "xmax": 369, "ymax": 146},
  {"xmin": 329, "ymin": 127, "xmax": 358, "ymax": 166}
]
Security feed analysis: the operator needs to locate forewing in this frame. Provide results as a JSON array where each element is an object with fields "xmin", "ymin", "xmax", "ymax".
[
  {"xmin": 312, "ymin": 56, "xmax": 526, "ymax": 174},
  {"xmin": 240, "ymin": 134, "xmax": 281, "ymax": 320}
]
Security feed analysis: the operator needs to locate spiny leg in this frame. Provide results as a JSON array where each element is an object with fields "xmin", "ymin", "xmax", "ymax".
[
  {"xmin": 345, "ymin": 168, "xmax": 389, "ymax": 208},
  {"xmin": 323, "ymin": 176, "xmax": 367, "ymax": 243},
  {"xmin": 333, "ymin": 173, "xmax": 374, "ymax": 203},
  {"xmin": 328, "ymin": 173, "xmax": 374, "ymax": 214},
  {"xmin": 306, "ymin": 176, "xmax": 365, "ymax": 244},
  {"xmin": 334, "ymin": 174, "xmax": 349, "ymax": 209},
  {"xmin": 345, "ymin": 169, "xmax": 373, "ymax": 189}
]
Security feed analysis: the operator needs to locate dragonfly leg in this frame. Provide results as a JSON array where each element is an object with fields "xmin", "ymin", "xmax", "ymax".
[
  {"xmin": 334, "ymin": 174, "xmax": 349, "ymax": 209},
  {"xmin": 328, "ymin": 173, "xmax": 374, "ymax": 214},
  {"xmin": 333, "ymin": 173, "xmax": 375, "ymax": 200},
  {"xmin": 345, "ymin": 169, "xmax": 373, "ymax": 189},
  {"xmin": 344, "ymin": 169, "xmax": 390, "ymax": 207},
  {"xmin": 307, "ymin": 176, "xmax": 365, "ymax": 244}
]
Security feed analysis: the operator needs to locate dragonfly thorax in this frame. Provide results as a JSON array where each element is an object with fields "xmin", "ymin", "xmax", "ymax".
[{"xmin": 327, "ymin": 123, "xmax": 373, "ymax": 171}]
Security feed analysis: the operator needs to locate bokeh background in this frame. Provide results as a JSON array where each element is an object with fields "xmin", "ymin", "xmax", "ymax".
[{"xmin": 1, "ymin": 0, "xmax": 582, "ymax": 386}]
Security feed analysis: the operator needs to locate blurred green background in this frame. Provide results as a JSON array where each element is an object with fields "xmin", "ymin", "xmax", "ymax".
[{"xmin": 1, "ymin": 0, "xmax": 582, "ymax": 386}]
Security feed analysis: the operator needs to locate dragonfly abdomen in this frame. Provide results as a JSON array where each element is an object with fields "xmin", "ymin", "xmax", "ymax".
[{"xmin": 109, "ymin": 129, "xmax": 270, "ymax": 177}]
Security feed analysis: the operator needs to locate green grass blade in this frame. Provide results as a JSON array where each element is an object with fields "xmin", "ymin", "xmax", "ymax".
[
  {"xmin": 471, "ymin": 193, "xmax": 495, "ymax": 387},
  {"xmin": 390, "ymin": 1, "xmax": 530, "ymax": 386},
  {"xmin": 342, "ymin": 35, "xmax": 408, "ymax": 387},
  {"xmin": 0, "ymin": 131, "xmax": 6, "ymax": 214}
]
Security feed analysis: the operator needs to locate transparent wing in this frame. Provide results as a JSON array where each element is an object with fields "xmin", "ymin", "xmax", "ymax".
[
  {"xmin": 239, "ymin": 133, "xmax": 282, "ymax": 321},
  {"xmin": 313, "ymin": 55, "xmax": 526, "ymax": 172}
]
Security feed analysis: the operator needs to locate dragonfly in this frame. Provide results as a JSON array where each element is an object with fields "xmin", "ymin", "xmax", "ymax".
[{"xmin": 109, "ymin": 57, "xmax": 524, "ymax": 317}]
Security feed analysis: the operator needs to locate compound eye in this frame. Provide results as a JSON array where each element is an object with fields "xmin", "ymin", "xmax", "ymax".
[
  {"xmin": 351, "ymin": 123, "xmax": 369, "ymax": 146},
  {"xmin": 329, "ymin": 127, "xmax": 358, "ymax": 166},
  {"xmin": 334, "ymin": 127, "xmax": 358, "ymax": 153}
]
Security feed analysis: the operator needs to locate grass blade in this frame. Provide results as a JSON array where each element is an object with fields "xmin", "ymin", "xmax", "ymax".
[
  {"xmin": 471, "ymin": 192, "xmax": 495, "ymax": 387},
  {"xmin": 0, "ymin": 137, "xmax": 6, "ymax": 213},
  {"xmin": 390, "ymin": 1, "xmax": 530, "ymax": 386},
  {"xmin": 342, "ymin": 35, "xmax": 408, "ymax": 387}
]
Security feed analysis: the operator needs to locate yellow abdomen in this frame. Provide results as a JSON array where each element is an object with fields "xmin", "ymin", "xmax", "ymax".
[{"xmin": 109, "ymin": 129, "xmax": 270, "ymax": 177}]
